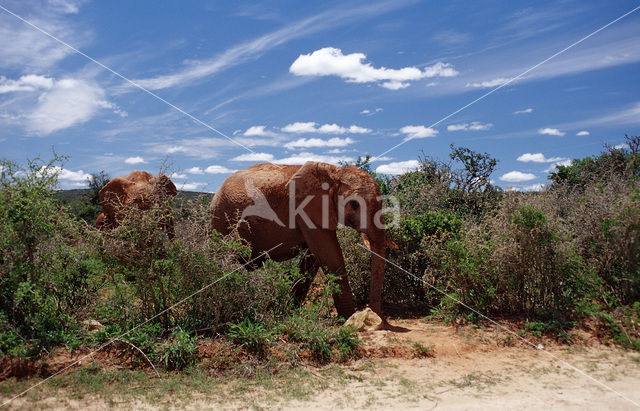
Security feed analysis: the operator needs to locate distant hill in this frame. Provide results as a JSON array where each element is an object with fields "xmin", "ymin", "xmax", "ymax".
[{"xmin": 54, "ymin": 189, "xmax": 214, "ymax": 203}]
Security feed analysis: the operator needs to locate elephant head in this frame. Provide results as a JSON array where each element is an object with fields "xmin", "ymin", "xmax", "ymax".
[
  {"xmin": 97, "ymin": 170, "xmax": 177, "ymax": 230},
  {"xmin": 286, "ymin": 162, "xmax": 390, "ymax": 316}
]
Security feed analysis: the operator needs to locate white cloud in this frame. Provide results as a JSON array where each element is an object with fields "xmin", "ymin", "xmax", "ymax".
[
  {"xmin": 243, "ymin": 125, "xmax": 279, "ymax": 137},
  {"xmin": 131, "ymin": 2, "xmax": 409, "ymax": 90},
  {"xmin": 538, "ymin": 127, "xmax": 565, "ymax": 136},
  {"xmin": 284, "ymin": 137, "xmax": 355, "ymax": 149},
  {"xmin": 26, "ymin": 79, "xmax": 118, "ymax": 135},
  {"xmin": 576, "ymin": 130, "xmax": 590, "ymax": 136},
  {"xmin": 272, "ymin": 152, "xmax": 354, "ymax": 165},
  {"xmin": 544, "ymin": 159, "xmax": 572, "ymax": 173},
  {"xmin": 169, "ymin": 172, "xmax": 187, "ymax": 179},
  {"xmin": 400, "ymin": 125, "xmax": 438, "ymax": 141},
  {"xmin": 230, "ymin": 152, "xmax": 275, "ymax": 162},
  {"xmin": 614, "ymin": 143, "xmax": 628, "ymax": 150},
  {"xmin": 205, "ymin": 165, "xmax": 235, "ymax": 174},
  {"xmin": 187, "ymin": 167, "xmax": 204, "ymax": 174},
  {"xmin": 290, "ymin": 47, "xmax": 458, "ymax": 89},
  {"xmin": 43, "ymin": 166, "xmax": 90, "ymax": 182},
  {"xmin": 282, "ymin": 122, "xmax": 317, "ymax": 133},
  {"xmin": 514, "ymin": 108, "xmax": 533, "ymax": 115},
  {"xmin": 47, "ymin": 0, "xmax": 87, "ymax": 14},
  {"xmin": 179, "ymin": 182, "xmax": 207, "ymax": 191},
  {"xmin": 522, "ymin": 183, "xmax": 545, "ymax": 192},
  {"xmin": 376, "ymin": 160, "xmax": 420, "ymax": 175},
  {"xmin": 0, "ymin": 75, "xmax": 54, "ymax": 94},
  {"xmin": 124, "ymin": 156, "xmax": 145, "ymax": 165},
  {"xmin": 360, "ymin": 107, "xmax": 383, "ymax": 116},
  {"xmin": 466, "ymin": 77, "xmax": 510, "ymax": 88},
  {"xmin": 281, "ymin": 121, "xmax": 370, "ymax": 134},
  {"xmin": 0, "ymin": 3, "xmax": 88, "ymax": 71},
  {"xmin": 380, "ymin": 81, "xmax": 409, "ymax": 90},
  {"xmin": 500, "ymin": 171, "xmax": 537, "ymax": 182},
  {"xmin": 447, "ymin": 121, "xmax": 493, "ymax": 132},
  {"xmin": 150, "ymin": 135, "xmax": 284, "ymax": 159},
  {"xmin": 517, "ymin": 153, "xmax": 567, "ymax": 163}
]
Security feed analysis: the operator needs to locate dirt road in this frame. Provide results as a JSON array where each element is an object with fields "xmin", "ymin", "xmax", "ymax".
[{"xmin": 3, "ymin": 319, "xmax": 640, "ymax": 410}]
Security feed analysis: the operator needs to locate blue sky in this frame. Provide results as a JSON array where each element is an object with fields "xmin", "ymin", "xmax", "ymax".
[{"xmin": 1, "ymin": 0, "xmax": 639, "ymax": 192}]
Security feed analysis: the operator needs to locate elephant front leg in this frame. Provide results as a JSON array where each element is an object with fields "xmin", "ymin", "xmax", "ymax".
[
  {"xmin": 292, "ymin": 251, "xmax": 319, "ymax": 306},
  {"xmin": 299, "ymin": 227, "xmax": 355, "ymax": 319}
]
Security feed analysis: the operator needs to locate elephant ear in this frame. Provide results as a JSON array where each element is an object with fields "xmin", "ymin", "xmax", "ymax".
[
  {"xmin": 98, "ymin": 177, "xmax": 133, "ymax": 218},
  {"xmin": 285, "ymin": 161, "xmax": 339, "ymax": 230},
  {"xmin": 151, "ymin": 173, "xmax": 178, "ymax": 200}
]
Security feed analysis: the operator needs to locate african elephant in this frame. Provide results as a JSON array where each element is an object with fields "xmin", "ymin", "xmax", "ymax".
[
  {"xmin": 209, "ymin": 161, "xmax": 392, "ymax": 319},
  {"xmin": 96, "ymin": 170, "xmax": 177, "ymax": 231}
]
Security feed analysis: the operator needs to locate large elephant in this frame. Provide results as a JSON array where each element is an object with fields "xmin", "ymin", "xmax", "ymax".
[
  {"xmin": 96, "ymin": 170, "xmax": 177, "ymax": 231},
  {"xmin": 209, "ymin": 161, "xmax": 392, "ymax": 318}
]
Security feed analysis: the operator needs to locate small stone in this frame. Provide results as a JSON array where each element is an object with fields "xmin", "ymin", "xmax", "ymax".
[
  {"xmin": 344, "ymin": 308, "xmax": 384, "ymax": 331},
  {"xmin": 82, "ymin": 319, "xmax": 104, "ymax": 332}
]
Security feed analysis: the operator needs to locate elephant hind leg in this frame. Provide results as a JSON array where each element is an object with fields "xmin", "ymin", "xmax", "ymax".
[{"xmin": 292, "ymin": 251, "xmax": 319, "ymax": 306}]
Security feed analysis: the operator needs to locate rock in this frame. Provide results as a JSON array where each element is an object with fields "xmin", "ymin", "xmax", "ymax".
[
  {"xmin": 82, "ymin": 319, "xmax": 104, "ymax": 332},
  {"xmin": 344, "ymin": 308, "xmax": 384, "ymax": 331}
]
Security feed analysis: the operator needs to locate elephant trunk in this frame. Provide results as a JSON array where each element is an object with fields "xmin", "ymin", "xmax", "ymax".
[{"xmin": 364, "ymin": 229, "xmax": 386, "ymax": 316}]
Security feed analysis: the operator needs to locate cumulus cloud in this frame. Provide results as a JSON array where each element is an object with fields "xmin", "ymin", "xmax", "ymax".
[
  {"xmin": 576, "ymin": 130, "xmax": 590, "ymax": 136},
  {"xmin": 178, "ymin": 182, "xmax": 207, "ymax": 191},
  {"xmin": 272, "ymin": 152, "xmax": 354, "ymax": 165},
  {"xmin": 289, "ymin": 47, "xmax": 458, "ymax": 89},
  {"xmin": 281, "ymin": 121, "xmax": 370, "ymax": 134},
  {"xmin": 447, "ymin": 122, "xmax": 493, "ymax": 132},
  {"xmin": 186, "ymin": 167, "xmax": 204, "ymax": 174},
  {"xmin": 230, "ymin": 152, "xmax": 275, "ymax": 162},
  {"xmin": 544, "ymin": 159, "xmax": 572, "ymax": 172},
  {"xmin": 400, "ymin": 125, "xmax": 438, "ymax": 141},
  {"xmin": 205, "ymin": 165, "xmax": 235, "ymax": 174},
  {"xmin": 151, "ymin": 135, "xmax": 284, "ymax": 159},
  {"xmin": 243, "ymin": 125, "xmax": 279, "ymax": 137},
  {"xmin": 41, "ymin": 166, "xmax": 90, "ymax": 182},
  {"xmin": 466, "ymin": 77, "xmax": 510, "ymax": 88},
  {"xmin": 522, "ymin": 183, "xmax": 545, "ymax": 192},
  {"xmin": 281, "ymin": 122, "xmax": 316, "ymax": 133},
  {"xmin": 376, "ymin": 160, "xmax": 420, "ymax": 175},
  {"xmin": 0, "ymin": 75, "xmax": 54, "ymax": 94},
  {"xmin": 514, "ymin": 108, "xmax": 533, "ymax": 115},
  {"xmin": 129, "ymin": 3, "xmax": 410, "ymax": 90},
  {"xmin": 500, "ymin": 171, "xmax": 537, "ymax": 182},
  {"xmin": 538, "ymin": 127, "xmax": 565, "ymax": 136},
  {"xmin": 26, "ymin": 78, "xmax": 119, "ymax": 135},
  {"xmin": 284, "ymin": 137, "xmax": 355, "ymax": 149},
  {"xmin": 517, "ymin": 153, "xmax": 567, "ymax": 163},
  {"xmin": 124, "ymin": 156, "xmax": 145, "ymax": 165}
]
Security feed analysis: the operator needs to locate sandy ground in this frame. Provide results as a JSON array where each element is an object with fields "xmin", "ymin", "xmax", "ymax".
[{"xmin": 3, "ymin": 319, "xmax": 640, "ymax": 410}]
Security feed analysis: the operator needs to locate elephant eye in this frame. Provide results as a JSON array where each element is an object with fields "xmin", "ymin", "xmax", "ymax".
[{"xmin": 349, "ymin": 200, "xmax": 360, "ymax": 210}]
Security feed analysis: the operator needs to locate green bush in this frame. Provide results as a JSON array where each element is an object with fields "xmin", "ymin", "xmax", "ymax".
[
  {"xmin": 155, "ymin": 328, "xmax": 198, "ymax": 370},
  {"xmin": 0, "ymin": 155, "xmax": 99, "ymax": 357},
  {"xmin": 228, "ymin": 319, "xmax": 273, "ymax": 356}
]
